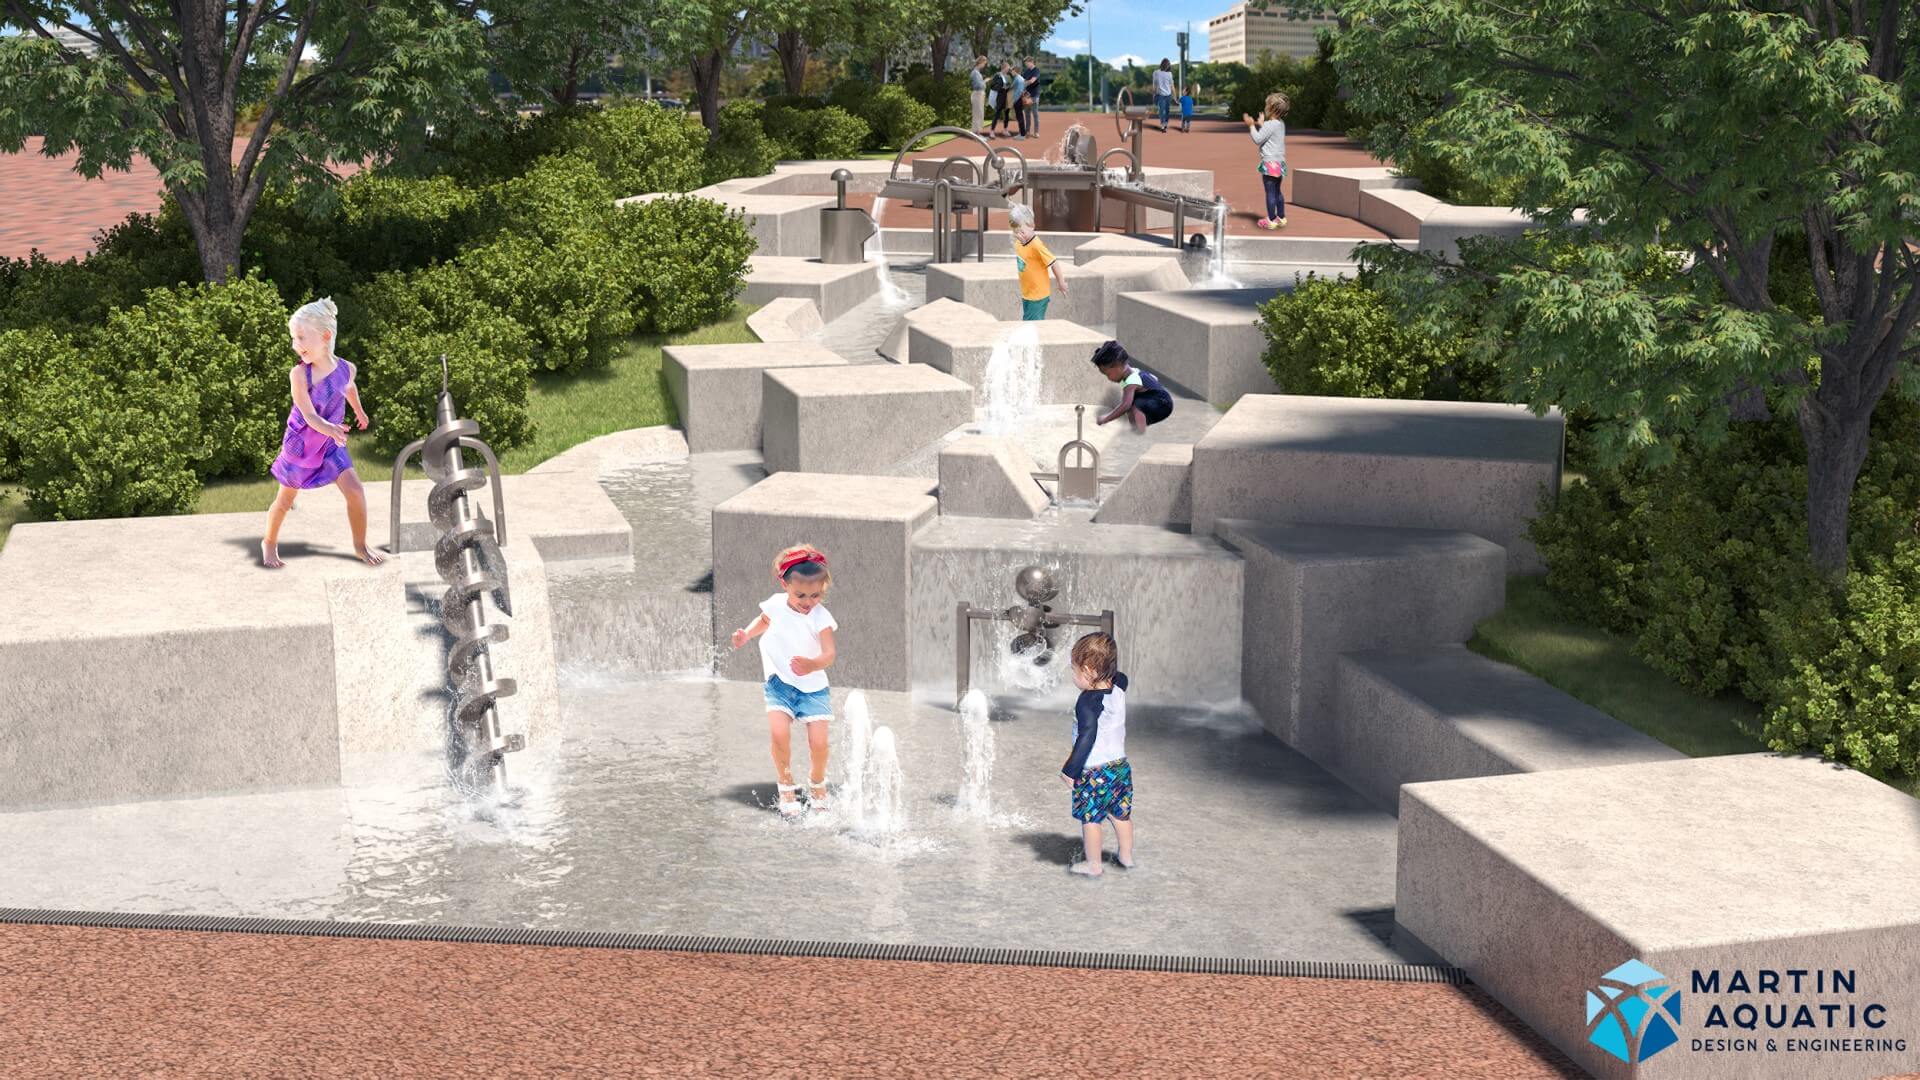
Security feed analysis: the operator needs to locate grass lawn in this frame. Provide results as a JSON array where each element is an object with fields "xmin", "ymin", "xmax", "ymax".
[
  {"xmin": 0, "ymin": 305, "xmax": 758, "ymax": 551},
  {"xmin": 858, "ymin": 131, "xmax": 958, "ymax": 160}
]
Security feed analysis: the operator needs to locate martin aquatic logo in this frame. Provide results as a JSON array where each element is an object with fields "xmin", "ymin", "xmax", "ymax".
[{"xmin": 1587, "ymin": 959, "xmax": 1683, "ymax": 1063}]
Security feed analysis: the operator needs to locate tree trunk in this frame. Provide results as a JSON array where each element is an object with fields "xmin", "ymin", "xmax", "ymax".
[
  {"xmin": 176, "ymin": 189, "xmax": 245, "ymax": 285},
  {"xmin": 871, "ymin": 53, "xmax": 888, "ymax": 83},
  {"xmin": 1798, "ymin": 387, "xmax": 1875, "ymax": 580},
  {"xmin": 690, "ymin": 49, "xmax": 725, "ymax": 134},
  {"xmin": 553, "ymin": 40, "xmax": 585, "ymax": 107},
  {"xmin": 775, "ymin": 30, "xmax": 810, "ymax": 95},
  {"xmin": 930, "ymin": 32, "xmax": 952, "ymax": 79}
]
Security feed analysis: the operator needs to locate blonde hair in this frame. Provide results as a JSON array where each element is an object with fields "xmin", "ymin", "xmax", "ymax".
[
  {"xmin": 773, "ymin": 543, "xmax": 832, "ymax": 590},
  {"xmin": 1264, "ymin": 92, "xmax": 1290, "ymax": 121},
  {"xmin": 289, "ymin": 297, "xmax": 339, "ymax": 340},
  {"xmin": 1007, "ymin": 203, "xmax": 1035, "ymax": 233},
  {"xmin": 1071, "ymin": 631, "xmax": 1117, "ymax": 684}
]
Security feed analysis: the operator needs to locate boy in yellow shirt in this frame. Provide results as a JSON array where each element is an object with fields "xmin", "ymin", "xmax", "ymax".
[{"xmin": 1009, "ymin": 204, "xmax": 1067, "ymax": 320}]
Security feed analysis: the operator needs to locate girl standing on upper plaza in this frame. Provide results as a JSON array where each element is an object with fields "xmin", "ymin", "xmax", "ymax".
[
  {"xmin": 261, "ymin": 298, "xmax": 384, "ymax": 569},
  {"xmin": 731, "ymin": 545, "xmax": 839, "ymax": 817},
  {"xmin": 1243, "ymin": 91, "xmax": 1289, "ymax": 230}
]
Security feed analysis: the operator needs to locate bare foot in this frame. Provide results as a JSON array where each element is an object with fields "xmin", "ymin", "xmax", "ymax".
[
  {"xmin": 1069, "ymin": 861, "xmax": 1103, "ymax": 877},
  {"xmin": 261, "ymin": 540, "xmax": 283, "ymax": 569},
  {"xmin": 355, "ymin": 546, "xmax": 387, "ymax": 567}
]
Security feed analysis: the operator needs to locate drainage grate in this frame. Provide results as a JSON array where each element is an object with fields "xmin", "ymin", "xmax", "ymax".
[{"xmin": 0, "ymin": 908, "xmax": 1464, "ymax": 984}]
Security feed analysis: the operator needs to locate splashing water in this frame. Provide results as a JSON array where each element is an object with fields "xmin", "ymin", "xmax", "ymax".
[
  {"xmin": 841, "ymin": 690, "xmax": 873, "ymax": 830},
  {"xmin": 981, "ymin": 322, "xmax": 1044, "ymax": 434},
  {"xmin": 991, "ymin": 616, "xmax": 1070, "ymax": 695},
  {"xmin": 852, "ymin": 725, "xmax": 907, "ymax": 842},
  {"xmin": 954, "ymin": 689, "xmax": 996, "ymax": 819},
  {"xmin": 865, "ymin": 197, "xmax": 909, "ymax": 306}
]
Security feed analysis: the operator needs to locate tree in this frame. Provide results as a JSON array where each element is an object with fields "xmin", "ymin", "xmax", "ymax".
[
  {"xmin": 485, "ymin": 0, "xmax": 629, "ymax": 108},
  {"xmin": 841, "ymin": 0, "xmax": 926, "ymax": 83},
  {"xmin": 1335, "ymin": 0, "xmax": 1920, "ymax": 581},
  {"xmin": 762, "ymin": 0, "xmax": 846, "ymax": 95},
  {"xmin": 0, "ymin": 2, "xmax": 487, "ymax": 285},
  {"xmin": 643, "ymin": 0, "xmax": 758, "ymax": 132}
]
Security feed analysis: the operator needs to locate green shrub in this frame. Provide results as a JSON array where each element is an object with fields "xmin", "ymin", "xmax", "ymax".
[
  {"xmin": 487, "ymin": 151, "xmax": 620, "ymax": 243},
  {"xmin": 0, "ymin": 327, "xmax": 70, "ymax": 481},
  {"xmin": 801, "ymin": 106, "xmax": 870, "ymax": 159},
  {"xmin": 1231, "ymin": 51, "xmax": 1308, "ymax": 124},
  {"xmin": 353, "ymin": 317, "xmax": 535, "ymax": 459},
  {"xmin": 1286, "ymin": 34, "xmax": 1341, "ymax": 129},
  {"xmin": 761, "ymin": 102, "xmax": 813, "ymax": 158},
  {"xmin": 335, "ymin": 173, "xmax": 485, "ymax": 277},
  {"xmin": 1257, "ymin": 273, "xmax": 1499, "ymax": 400},
  {"xmin": 610, "ymin": 196, "xmax": 755, "ymax": 334},
  {"xmin": 904, "ymin": 72, "xmax": 971, "ymax": 129},
  {"xmin": 704, "ymin": 100, "xmax": 780, "ymax": 184},
  {"xmin": 232, "ymin": 189, "xmax": 358, "ymax": 305},
  {"xmin": 546, "ymin": 101, "xmax": 708, "ymax": 196},
  {"xmin": 858, "ymin": 85, "xmax": 937, "ymax": 152},
  {"xmin": 0, "ymin": 252, "xmax": 123, "ymax": 333},
  {"xmin": 455, "ymin": 228, "xmax": 636, "ymax": 371}
]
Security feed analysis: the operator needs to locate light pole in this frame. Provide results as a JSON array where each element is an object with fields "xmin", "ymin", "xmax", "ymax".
[{"xmin": 1086, "ymin": 1, "xmax": 1094, "ymax": 112}]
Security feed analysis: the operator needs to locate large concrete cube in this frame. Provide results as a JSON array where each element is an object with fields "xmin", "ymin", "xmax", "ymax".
[
  {"xmin": 1419, "ymin": 205, "xmax": 1540, "ymax": 263},
  {"xmin": 742, "ymin": 256, "xmax": 884, "ymax": 323},
  {"xmin": 1093, "ymin": 442, "xmax": 1193, "ymax": 526},
  {"xmin": 746, "ymin": 297, "xmax": 824, "ymax": 342},
  {"xmin": 907, "ymin": 318, "xmax": 1112, "ymax": 409},
  {"xmin": 712, "ymin": 472, "xmax": 938, "ymax": 691},
  {"xmin": 1078, "ymin": 256, "xmax": 1191, "ymax": 322},
  {"xmin": 1334, "ymin": 646, "xmax": 1685, "ymax": 814},
  {"xmin": 1398, "ymin": 754, "xmax": 1920, "ymax": 1080},
  {"xmin": 1360, "ymin": 188, "xmax": 1445, "ymax": 240},
  {"xmin": 664, "ymin": 342, "xmax": 848, "ymax": 452},
  {"xmin": 878, "ymin": 297, "xmax": 996, "ymax": 363},
  {"xmin": 1217, "ymin": 519, "xmax": 1506, "ymax": 767},
  {"xmin": 761, "ymin": 364, "xmax": 973, "ymax": 475},
  {"xmin": 938, "ymin": 436, "xmax": 1049, "ymax": 519},
  {"xmin": 1291, "ymin": 166, "xmax": 1424, "ymax": 220},
  {"xmin": 923, "ymin": 259, "xmax": 1106, "ymax": 325},
  {"xmin": 1115, "ymin": 287, "xmax": 1281, "ymax": 407},
  {"xmin": 1190, "ymin": 395, "xmax": 1565, "ymax": 573}
]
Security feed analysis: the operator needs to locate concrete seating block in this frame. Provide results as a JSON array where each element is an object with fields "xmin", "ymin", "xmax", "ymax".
[
  {"xmin": 619, "ymin": 191, "xmax": 834, "ymax": 257},
  {"xmin": 1190, "ymin": 395, "xmax": 1565, "ymax": 573},
  {"xmin": 906, "ymin": 318, "xmax": 1112, "ymax": 409},
  {"xmin": 664, "ymin": 342, "xmax": 848, "ymax": 453},
  {"xmin": 910, "ymin": 516, "xmax": 1243, "ymax": 705},
  {"xmin": 742, "ymin": 256, "xmax": 883, "ymax": 323},
  {"xmin": 1070, "ymin": 232, "xmax": 1187, "ymax": 265},
  {"xmin": 1225, "ymin": 234, "xmax": 1391, "ymax": 265},
  {"xmin": 761, "ymin": 364, "xmax": 974, "ymax": 475},
  {"xmin": 1398, "ymin": 754, "xmax": 1920, "ymax": 1080},
  {"xmin": 1419, "ymin": 205, "xmax": 1540, "ymax": 263},
  {"xmin": 1359, "ymin": 187, "xmax": 1446, "ymax": 240},
  {"xmin": 938, "ymin": 435, "xmax": 1049, "ymax": 519},
  {"xmin": 1115, "ymin": 287, "xmax": 1280, "ymax": 407},
  {"xmin": 923, "ymin": 259, "xmax": 1107, "ymax": 325},
  {"xmin": 746, "ymin": 297, "xmax": 824, "ymax": 342},
  {"xmin": 1217, "ymin": 519, "xmax": 1506, "ymax": 765},
  {"xmin": 712, "ymin": 472, "xmax": 938, "ymax": 691},
  {"xmin": 1079, "ymin": 255, "xmax": 1191, "ymax": 321},
  {"xmin": 879, "ymin": 297, "xmax": 996, "ymax": 363},
  {"xmin": 1334, "ymin": 645, "xmax": 1685, "ymax": 813},
  {"xmin": 1291, "ymin": 166, "xmax": 1423, "ymax": 220},
  {"xmin": 1093, "ymin": 442, "xmax": 1193, "ymax": 526}
]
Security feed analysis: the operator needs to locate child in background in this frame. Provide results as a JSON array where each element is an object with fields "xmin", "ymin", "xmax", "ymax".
[
  {"xmin": 1091, "ymin": 340, "xmax": 1174, "ymax": 433},
  {"xmin": 730, "ymin": 545, "xmax": 838, "ymax": 817},
  {"xmin": 1242, "ymin": 91, "xmax": 1289, "ymax": 229},
  {"xmin": 1061, "ymin": 632, "xmax": 1135, "ymax": 877},
  {"xmin": 1179, "ymin": 87, "xmax": 1195, "ymax": 133},
  {"xmin": 1009, "ymin": 203, "xmax": 1067, "ymax": 320}
]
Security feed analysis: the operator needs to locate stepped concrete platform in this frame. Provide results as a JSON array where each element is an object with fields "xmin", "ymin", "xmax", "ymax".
[
  {"xmin": 0, "ymin": 470, "xmax": 625, "ymax": 810},
  {"xmin": 1217, "ymin": 520, "xmax": 1505, "ymax": 765},
  {"xmin": 1115, "ymin": 287, "xmax": 1280, "ymax": 406},
  {"xmin": 761, "ymin": 364, "xmax": 973, "ymax": 475},
  {"xmin": 1093, "ymin": 442, "xmax": 1193, "ymax": 526},
  {"xmin": 1190, "ymin": 395, "xmax": 1565, "ymax": 573},
  {"xmin": 1070, "ymin": 233, "xmax": 1209, "ymax": 279},
  {"xmin": 923, "ymin": 259, "xmax": 1106, "ymax": 325},
  {"xmin": 712, "ymin": 472, "xmax": 938, "ymax": 692},
  {"xmin": 1360, "ymin": 188, "xmax": 1446, "ymax": 240},
  {"xmin": 746, "ymin": 297, "xmax": 823, "ymax": 342},
  {"xmin": 878, "ymin": 297, "xmax": 996, "ymax": 363},
  {"xmin": 937, "ymin": 436, "xmax": 1048, "ymax": 519},
  {"xmin": 1334, "ymin": 646, "xmax": 1685, "ymax": 814},
  {"xmin": 742, "ymin": 257, "xmax": 884, "ymax": 323},
  {"xmin": 664, "ymin": 342, "xmax": 848, "ymax": 453},
  {"xmin": 1420, "ymin": 205, "xmax": 1541, "ymax": 263},
  {"xmin": 1078, "ymin": 256, "xmax": 1191, "ymax": 322},
  {"xmin": 1398, "ymin": 754, "xmax": 1920, "ymax": 1080},
  {"xmin": 527, "ymin": 424, "xmax": 687, "ymax": 481},
  {"xmin": 869, "ymin": 228, "xmax": 1100, "ymax": 261},
  {"xmin": 910, "ymin": 516, "xmax": 1243, "ymax": 705},
  {"xmin": 907, "ymin": 318, "xmax": 1112, "ymax": 408},
  {"xmin": 618, "ymin": 191, "xmax": 834, "ymax": 258},
  {"xmin": 1292, "ymin": 166, "xmax": 1424, "ymax": 221}
]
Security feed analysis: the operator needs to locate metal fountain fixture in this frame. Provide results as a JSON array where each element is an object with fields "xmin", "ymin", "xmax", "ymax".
[
  {"xmin": 955, "ymin": 565, "xmax": 1115, "ymax": 704},
  {"xmin": 880, "ymin": 126, "xmax": 1024, "ymax": 263},
  {"xmin": 389, "ymin": 354, "xmax": 525, "ymax": 793},
  {"xmin": 1028, "ymin": 405, "xmax": 1124, "ymax": 500},
  {"xmin": 819, "ymin": 167, "xmax": 878, "ymax": 264}
]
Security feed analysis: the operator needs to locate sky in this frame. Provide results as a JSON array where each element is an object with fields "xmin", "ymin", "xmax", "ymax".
[{"xmin": 1041, "ymin": 0, "xmax": 1224, "ymax": 70}]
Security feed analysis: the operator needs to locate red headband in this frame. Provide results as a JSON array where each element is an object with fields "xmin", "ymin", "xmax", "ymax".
[{"xmin": 777, "ymin": 549, "xmax": 827, "ymax": 576}]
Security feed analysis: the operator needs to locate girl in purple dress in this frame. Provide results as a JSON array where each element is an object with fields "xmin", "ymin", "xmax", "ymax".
[{"xmin": 261, "ymin": 298, "xmax": 384, "ymax": 569}]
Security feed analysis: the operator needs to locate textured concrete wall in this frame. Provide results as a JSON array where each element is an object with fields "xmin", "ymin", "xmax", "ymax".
[
  {"xmin": 907, "ymin": 318, "xmax": 1112, "ymax": 408},
  {"xmin": 1092, "ymin": 442, "xmax": 1193, "ymax": 526},
  {"xmin": 665, "ymin": 342, "xmax": 848, "ymax": 452},
  {"xmin": 938, "ymin": 436, "xmax": 1049, "ymax": 519},
  {"xmin": 741, "ymin": 257, "xmax": 884, "ymax": 322},
  {"xmin": 1114, "ymin": 287, "xmax": 1280, "ymax": 407},
  {"xmin": 760, "ymin": 365, "xmax": 973, "ymax": 475}
]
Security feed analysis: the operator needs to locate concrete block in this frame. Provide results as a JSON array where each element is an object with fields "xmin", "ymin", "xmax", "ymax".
[
  {"xmin": 664, "ymin": 342, "xmax": 848, "ymax": 453},
  {"xmin": 618, "ymin": 191, "xmax": 834, "ymax": 257},
  {"xmin": 878, "ymin": 297, "xmax": 996, "ymax": 364},
  {"xmin": 712, "ymin": 472, "xmax": 938, "ymax": 691},
  {"xmin": 923, "ymin": 259, "xmax": 1106, "ymax": 325},
  {"xmin": 746, "ymin": 297, "xmax": 824, "ymax": 342},
  {"xmin": 938, "ymin": 436, "xmax": 1049, "ymax": 519},
  {"xmin": 742, "ymin": 256, "xmax": 884, "ymax": 323},
  {"xmin": 761, "ymin": 364, "xmax": 974, "ymax": 475},
  {"xmin": 1115, "ymin": 287, "xmax": 1280, "ymax": 407},
  {"xmin": 1359, "ymin": 187, "xmax": 1446, "ymax": 240},
  {"xmin": 1397, "ymin": 754, "xmax": 1920, "ymax": 1080},
  {"xmin": 1078, "ymin": 255, "xmax": 1191, "ymax": 321},
  {"xmin": 1334, "ymin": 646, "xmax": 1685, "ymax": 813},
  {"xmin": 1093, "ymin": 442, "xmax": 1192, "ymax": 526},
  {"xmin": 1217, "ymin": 519, "xmax": 1506, "ymax": 765},
  {"xmin": 1291, "ymin": 166, "xmax": 1423, "ymax": 220},
  {"xmin": 906, "ymin": 318, "xmax": 1112, "ymax": 411},
  {"xmin": 1419, "ymin": 204, "xmax": 1540, "ymax": 263},
  {"xmin": 910, "ymin": 516, "xmax": 1243, "ymax": 706},
  {"xmin": 1189, "ymin": 395, "xmax": 1565, "ymax": 573},
  {"xmin": 1223, "ymin": 234, "xmax": 1394, "ymax": 265}
]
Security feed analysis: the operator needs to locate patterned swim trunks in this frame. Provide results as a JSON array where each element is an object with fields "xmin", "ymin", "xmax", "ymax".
[{"xmin": 1071, "ymin": 757, "xmax": 1133, "ymax": 823}]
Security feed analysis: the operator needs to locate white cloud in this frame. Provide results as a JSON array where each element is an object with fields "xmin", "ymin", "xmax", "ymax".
[
  {"xmin": 1108, "ymin": 52, "xmax": 1150, "ymax": 69},
  {"xmin": 1159, "ymin": 22, "xmax": 1184, "ymax": 31},
  {"xmin": 1047, "ymin": 37, "xmax": 1089, "ymax": 51}
]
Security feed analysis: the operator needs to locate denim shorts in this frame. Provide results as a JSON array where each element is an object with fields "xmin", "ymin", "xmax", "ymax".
[
  {"xmin": 1021, "ymin": 296, "xmax": 1050, "ymax": 320},
  {"xmin": 764, "ymin": 675, "xmax": 832, "ymax": 722}
]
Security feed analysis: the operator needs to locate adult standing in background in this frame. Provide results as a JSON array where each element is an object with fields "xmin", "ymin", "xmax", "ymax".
[
  {"xmin": 1152, "ymin": 59, "xmax": 1175, "ymax": 132},
  {"xmin": 1021, "ymin": 57, "xmax": 1043, "ymax": 138},
  {"xmin": 1010, "ymin": 63, "xmax": 1029, "ymax": 139},
  {"xmin": 970, "ymin": 56, "xmax": 989, "ymax": 134}
]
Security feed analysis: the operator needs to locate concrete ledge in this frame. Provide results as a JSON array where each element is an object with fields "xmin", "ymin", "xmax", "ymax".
[
  {"xmin": 664, "ymin": 342, "xmax": 848, "ymax": 453},
  {"xmin": 906, "ymin": 318, "xmax": 1112, "ymax": 411},
  {"xmin": 1334, "ymin": 646, "xmax": 1685, "ymax": 813},
  {"xmin": 1190, "ymin": 395, "xmax": 1565, "ymax": 573},
  {"xmin": 1398, "ymin": 754, "xmax": 1920, "ymax": 1080},
  {"xmin": 1093, "ymin": 442, "xmax": 1193, "ymax": 526},
  {"xmin": 528, "ymin": 425, "xmax": 687, "ymax": 481},
  {"xmin": 938, "ymin": 436, "xmax": 1049, "ymax": 519},
  {"xmin": 923, "ymin": 259, "xmax": 1105, "ymax": 325},
  {"xmin": 873, "ymin": 228, "xmax": 1101, "ymax": 261},
  {"xmin": 1217, "ymin": 519, "xmax": 1505, "ymax": 764},
  {"xmin": 1070, "ymin": 233, "xmax": 1210, "ymax": 280},
  {"xmin": 761, "ymin": 364, "xmax": 974, "ymax": 475},
  {"xmin": 742, "ymin": 257, "xmax": 884, "ymax": 323},
  {"xmin": 746, "ymin": 297, "xmax": 824, "ymax": 342},
  {"xmin": 1291, "ymin": 166, "xmax": 1423, "ymax": 221},
  {"xmin": 1115, "ymin": 287, "xmax": 1280, "ymax": 407},
  {"xmin": 1360, "ymin": 188, "xmax": 1446, "ymax": 240},
  {"xmin": 1078, "ymin": 256, "xmax": 1190, "ymax": 322},
  {"xmin": 879, "ymin": 297, "xmax": 996, "ymax": 363},
  {"xmin": 618, "ymin": 190, "xmax": 833, "ymax": 257},
  {"xmin": 1419, "ymin": 205, "xmax": 1540, "ymax": 263},
  {"xmin": 713, "ymin": 472, "xmax": 938, "ymax": 691}
]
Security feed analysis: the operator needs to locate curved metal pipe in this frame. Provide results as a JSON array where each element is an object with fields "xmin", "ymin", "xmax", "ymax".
[
  {"xmin": 985, "ymin": 144, "xmax": 1031, "ymax": 204},
  {"xmin": 888, "ymin": 126, "xmax": 999, "ymax": 182},
  {"xmin": 933, "ymin": 155, "xmax": 980, "ymax": 184}
]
